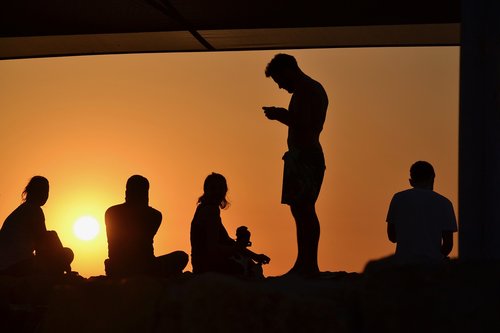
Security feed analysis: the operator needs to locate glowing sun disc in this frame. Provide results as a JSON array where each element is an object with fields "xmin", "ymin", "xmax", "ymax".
[{"xmin": 73, "ymin": 216, "xmax": 100, "ymax": 241}]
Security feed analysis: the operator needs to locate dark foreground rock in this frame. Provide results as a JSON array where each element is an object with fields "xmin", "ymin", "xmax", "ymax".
[{"xmin": 1, "ymin": 260, "xmax": 500, "ymax": 333}]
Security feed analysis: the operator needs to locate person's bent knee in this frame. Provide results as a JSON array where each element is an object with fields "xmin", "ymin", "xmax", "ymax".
[
  {"xmin": 62, "ymin": 247, "xmax": 74, "ymax": 265},
  {"xmin": 170, "ymin": 251, "xmax": 189, "ymax": 271}
]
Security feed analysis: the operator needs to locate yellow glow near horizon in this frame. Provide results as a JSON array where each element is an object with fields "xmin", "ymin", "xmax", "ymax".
[{"xmin": 73, "ymin": 216, "xmax": 100, "ymax": 241}]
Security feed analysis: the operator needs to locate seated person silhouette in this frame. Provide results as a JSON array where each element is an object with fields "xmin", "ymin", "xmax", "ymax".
[
  {"xmin": 386, "ymin": 161, "xmax": 458, "ymax": 264},
  {"xmin": 0, "ymin": 176, "xmax": 74, "ymax": 276},
  {"xmin": 190, "ymin": 173, "xmax": 270, "ymax": 277},
  {"xmin": 231, "ymin": 226, "xmax": 265, "ymax": 278},
  {"xmin": 104, "ymin": 175, "xmax": 188, "ymax": 278}
]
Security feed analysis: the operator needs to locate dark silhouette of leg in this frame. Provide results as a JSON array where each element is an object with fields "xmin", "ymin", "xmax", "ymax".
[
  {"xmin": 156, "ymin": 251, "xmax": 189, "ymax": 276},
  {"xmin": 290, "ymin": 203, "xmax": 320, "ymax": 276},
  {"xmin": 37, "ymin": 231, "xmax": 74, "ymax": 275}
]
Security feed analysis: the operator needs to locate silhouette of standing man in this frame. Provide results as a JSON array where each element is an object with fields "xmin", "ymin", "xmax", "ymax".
[{"xmin": 263, "ymin": 54, "xmax": 328, "ymax": 277}]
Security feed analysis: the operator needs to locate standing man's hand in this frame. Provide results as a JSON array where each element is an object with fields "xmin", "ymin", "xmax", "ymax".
[{"xmin": 263, "ymin": 106, "xmax": 287, "ymax": 121}]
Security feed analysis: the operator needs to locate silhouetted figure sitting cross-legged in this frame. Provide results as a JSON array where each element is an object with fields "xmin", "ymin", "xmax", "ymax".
[
  {"xmin": 104, "ymin": 175, "xmax": 188, "ymax": 278},
  {"xmin": 190, "ymin": 173, "xmax": 270, "ymax": 278},
  {"xmin": 0, "ymin": 176, "xmax": 74, "ymax": 277},
  {"xmin": 386, "ymin": 161, "xmax": 458, "ymax": 265}
]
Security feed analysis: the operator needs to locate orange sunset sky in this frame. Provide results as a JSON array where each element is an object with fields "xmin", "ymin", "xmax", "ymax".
[{"xmin": 0, "ymin": 47, "xmax": 459, "ymax": 277}]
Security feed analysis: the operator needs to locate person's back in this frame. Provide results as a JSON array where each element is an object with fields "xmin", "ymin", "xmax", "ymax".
[
  {"xmin": 190, "ymin": 202, "xmax": 235, "ymax": 274},
  {"xmin": 190, "ymin": 203, "xmax": 214, "ymax": 266},
  {"xmin": 287, "ymin": 75, "xmax": 328, "ymax": 151},
  {"xmin": 0, "ymin": 176, "xmax": 73, "ymax": 276},
  {"xmin": 105, "ymin": 175, "xmax": 188, "ymax": 277},
  {"xmin": 0, "ymin": 201, "xmax": 46, "ymax": 270},
  {"xmin": 105, "ymin": 202, "xmax": 161, "ymax": 273},
  {"xmin": 386, "ymin": 161, "xmax": 457, "ymax": 264},
  {"xmin": 388, "ymin": 188, "xmax": 456, "ymax": 262}
]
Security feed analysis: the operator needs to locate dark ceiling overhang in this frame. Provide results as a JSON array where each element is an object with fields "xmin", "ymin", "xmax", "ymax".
[{"xmin": 0, "ymin": 0, "xmax": 460, "ymax": 60}]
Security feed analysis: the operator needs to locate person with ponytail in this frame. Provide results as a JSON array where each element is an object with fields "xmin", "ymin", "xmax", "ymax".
[
  {"xmin": 0, "ymin": 176, "xmax": 73, "ymax": 276},
  {"xmin": 190, "ymin": 173, "xmax": 270, "ymax": 276}
]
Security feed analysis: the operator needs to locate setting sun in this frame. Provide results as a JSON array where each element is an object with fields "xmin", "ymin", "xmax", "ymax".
[{"xmin": 73, "ymin": 216, "xmax": 100, "ymax": 241}]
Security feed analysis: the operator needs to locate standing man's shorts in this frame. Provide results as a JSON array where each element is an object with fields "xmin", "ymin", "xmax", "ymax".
[{"xmin": 281, "ymin": 148, "xmax": 326, "ymax": 205}]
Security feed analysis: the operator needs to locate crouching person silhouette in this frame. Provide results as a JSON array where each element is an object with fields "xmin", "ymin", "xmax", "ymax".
[
  {"xmin": 190, "ymin": 173, "xmax": 270, "ymax": 277},
  {"xmin": 0, "ymin": 176, "xmax": 73, "ymax": 276},
  {"xmin": 104, "ymin": 175, "xmax": 188, "ymax": 278}
]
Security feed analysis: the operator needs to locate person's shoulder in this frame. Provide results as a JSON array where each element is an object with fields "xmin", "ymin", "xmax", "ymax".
[
  {"xmin": 106, "ymin": 203, "xmax": 125, "ymax": 214},
  {"xmin": 197, "ymin": 203, "xmax": 220, "ymax": 216},
  {"xmin": 390, "ymin": 188, "xmax": 428, "ymax": 206},
  {"xmin": 431, "ymin": 191, "xmax": 454, "ymax": 206},
  {"xmin": 312, "ymin": 77, "xmax": 326, "ymax": 91},
  {"xmin": 146, "ymin": 206, "xmax": 162, "ymax": 219},
  {"xmin": 400, "ymin": 189, "xmax": 454, "ymax": 206},
  {"xmin": 395, "ymin": 188, "xmax": 413, "ymax": 195},
  {"xmin": 18, "ymin": 202, "xmax": 44, "ymax": 218},
  {"xmin": 392, "ymin": 188, "xmax": 414, "ymax": 199},
  {"xmin": 105, "ymin": 203, "xmax": 128, "ymax": 220},
  {"xmin": 301, "ymin": 76, "xmax": 326, "ymax": 94}
]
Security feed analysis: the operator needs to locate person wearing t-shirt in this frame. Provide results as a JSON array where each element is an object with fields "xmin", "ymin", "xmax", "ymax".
[{"xmin": 386, "ymin": 161, "xmax": 458, "ymax": 264}]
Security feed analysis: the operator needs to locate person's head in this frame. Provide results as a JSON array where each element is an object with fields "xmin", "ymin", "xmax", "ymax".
[
  {"xmin": 125, "ymin": 175, "xmax": 149, "ymax": 205},
  {"xmin": 236, "ymin": 226, "xmax": 251, "ymax": 247},
  {"xmin": 22, "ymin": 176, "xmax": 49, "ymax": 206},
  {"xmin": 409, "ymin": 161, "xmax": 435, "ymax": 190},
  {"xmin": 198, "ymin": 172, "xmax": 229, "ymax": 209},
  {"xmin": 265, "ymin": 53, "xmax": 301, "ymax": 93}
]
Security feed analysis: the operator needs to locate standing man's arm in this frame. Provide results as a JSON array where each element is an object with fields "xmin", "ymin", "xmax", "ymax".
[
  {"xmin": 202, "ymin": 206, "xmax": 236, "ymax": 257},
  {"xmin": 262, "ymin": 106, "xmax": 291, "ymax": 126}
]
